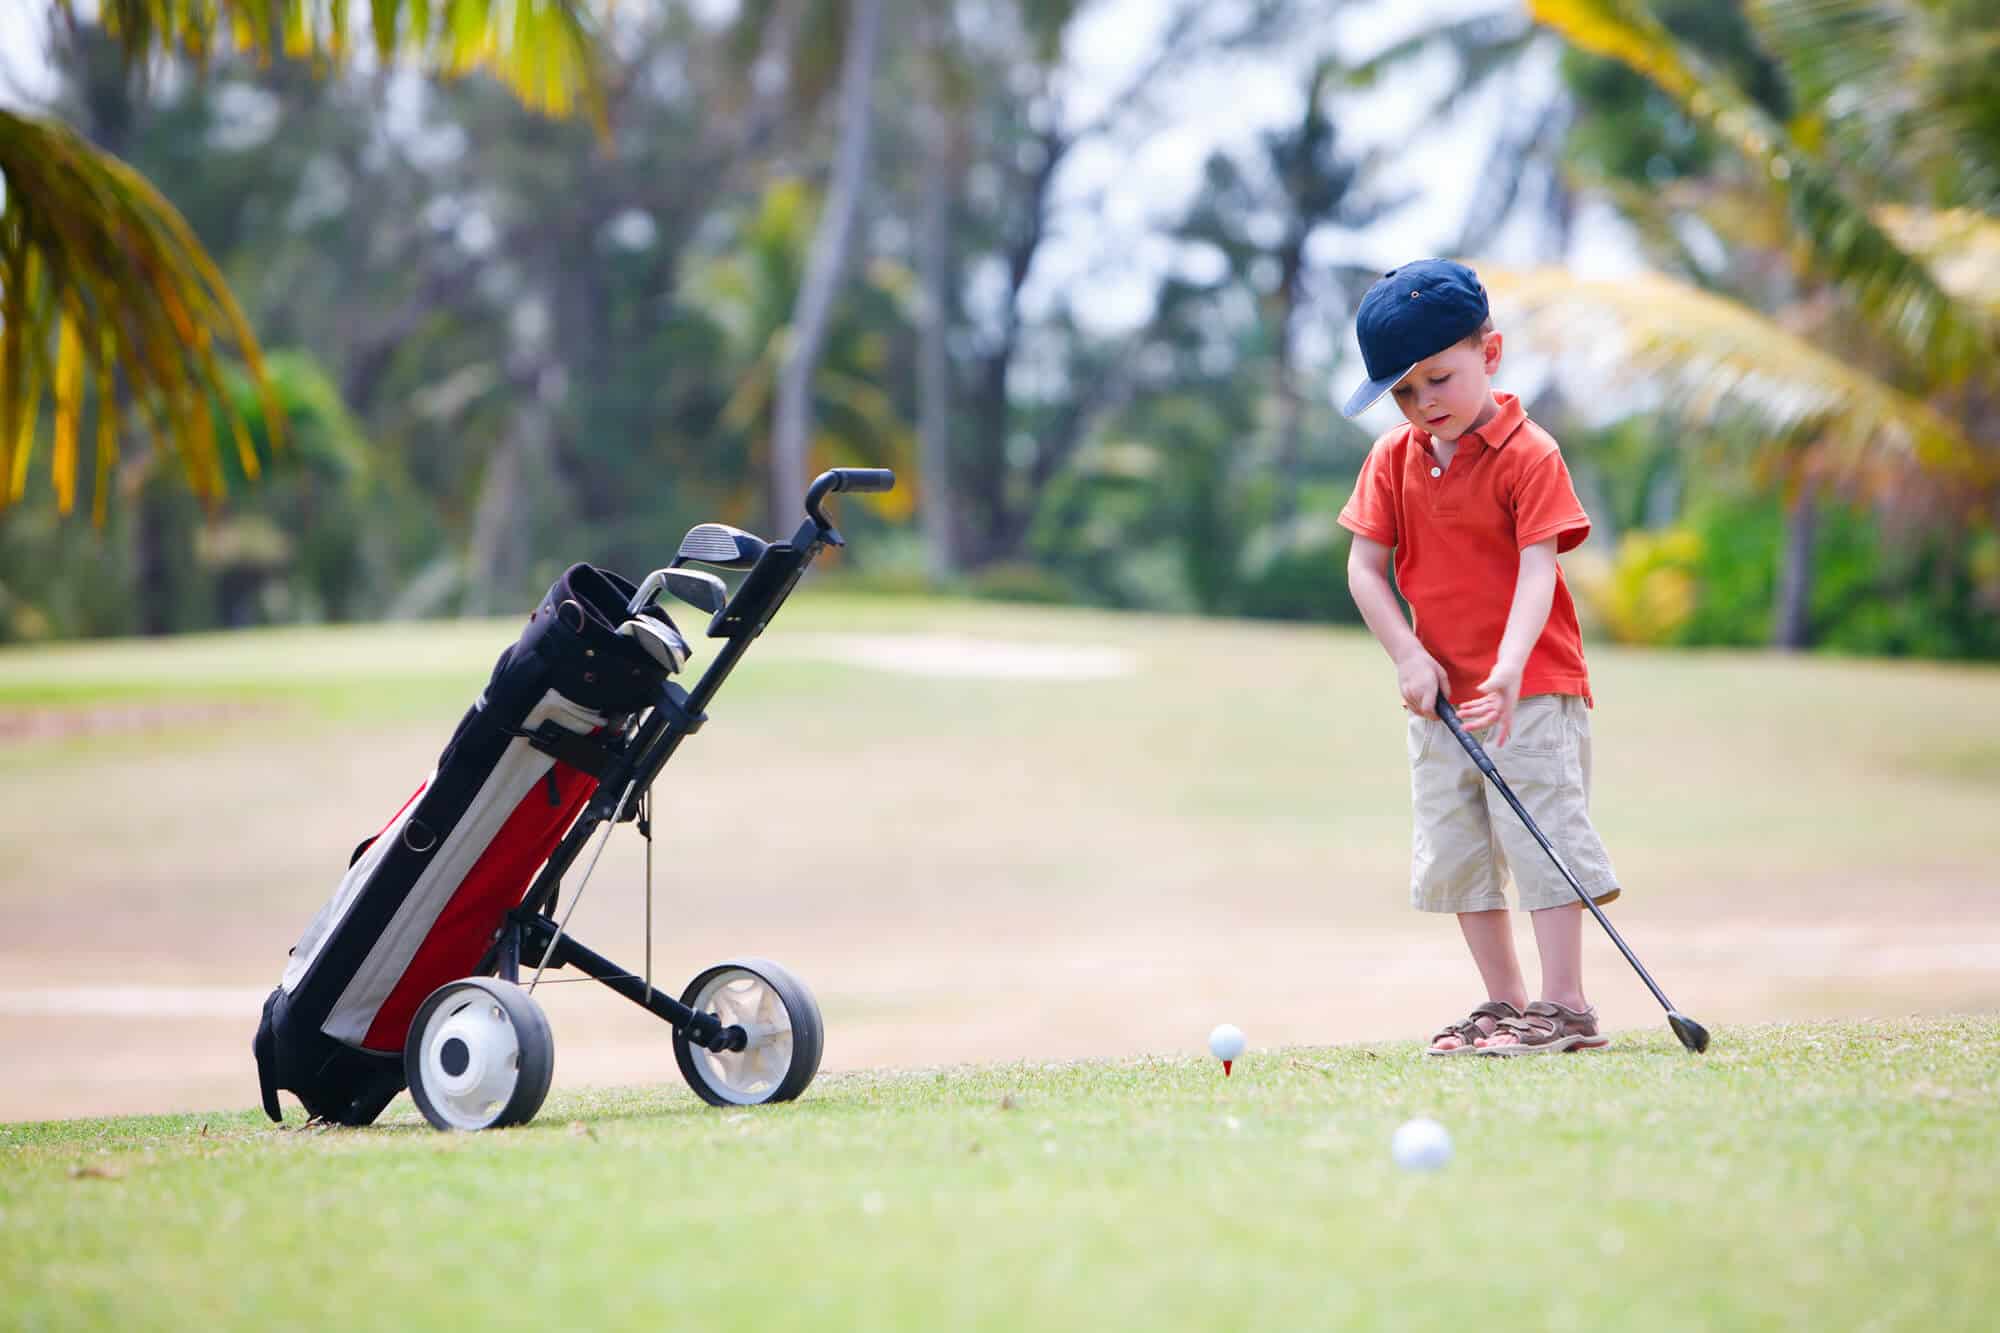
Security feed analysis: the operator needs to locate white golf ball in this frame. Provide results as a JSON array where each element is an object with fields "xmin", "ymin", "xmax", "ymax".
[
  {"xmin": 1208, "ymin": 1024, "xmax": 1246, "ymax": 1062},
  {"xmin": 1392, "ymin": 1117, "xmax": 1453, "ymax": 1171}
]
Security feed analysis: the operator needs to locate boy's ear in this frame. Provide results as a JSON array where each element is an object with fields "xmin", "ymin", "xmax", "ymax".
[{"xmin": 1482, "ymin": 330, "xmax": 1504, "ymax": 375}]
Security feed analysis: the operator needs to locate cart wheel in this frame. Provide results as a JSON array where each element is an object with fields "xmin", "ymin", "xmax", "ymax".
[
  {"xmin": 673, "ymin": 958, "xmax": 824, "ymax": 1107},
  {"xmin": 404, "ymin": 977, "xmax": 555, "ymax": 1131}
]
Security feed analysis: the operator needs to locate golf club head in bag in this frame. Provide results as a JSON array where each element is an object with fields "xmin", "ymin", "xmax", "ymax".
[
  {"xmin": 674, "ymin": 522, "xmax": 769, "ymax": 570},
  {"xmin": 624, "ymin": 568, "xmax": 729, "ymax": 641},
  {"xmin": 616, "ymin": 616, "xmax": 690, "ymax": 672}
]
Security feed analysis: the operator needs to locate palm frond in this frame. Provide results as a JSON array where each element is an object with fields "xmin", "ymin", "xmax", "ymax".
[
  {"xmin": 1746, "ymin": 0, "xmax": 2000, "ymax": 208},
  {"xmin": 1873, "ymin": 207, "xmax": 2000, "ymax": 315},
  {"xmin": 0, "ymin": 109, "xmax": 283, "ymax": 520},
  {"xmin": 1744, "ymin": 0, "xmax": 1913, "ymax": 107},
  {"xmin": 1483, "ymin": 265, "xmax": 1989, "ymax": 483},
  {"xmin": 1528, "ymin": 0, "xmax": 1995, "ymax": 381},
  {"xmin": 64, "ymin": 0, "xmax": 605, "ymax": 131},
  {"xmin": 1591, "ymin": 179, "xmax": 2000, "ymax": 330}
]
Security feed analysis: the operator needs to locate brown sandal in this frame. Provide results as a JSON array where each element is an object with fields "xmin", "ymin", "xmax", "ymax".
[
  {"xmin": 1479, "ymin": 1000, "xmax": 1610, "ymax": 1055},
  {"xmin": 1426, "ymin": 1001, "xmax": 1522, "ymax": 1056}
]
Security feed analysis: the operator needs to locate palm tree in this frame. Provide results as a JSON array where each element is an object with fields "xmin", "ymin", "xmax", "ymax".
[
  {"xmin": 685, "ymin": 180, "xmax": 915, "ymax": 531},
  {"xmin": 2, "ymin": 0, "xmax": 600, "ymax": 523},
  {"xmin": 768, "ymin": 0, "xmax": 883, "ymax": 538},
  {"xmin": 1173, "ymin": 58, "xmax": 1398, "ymax": 521},
  {"xmin": 1491, "ymin": 0, "xmax": 1999, "ymax": 647},
  {"xmin": 936, "ymin": 0, "xmax": 1299, "ymax": 570}
]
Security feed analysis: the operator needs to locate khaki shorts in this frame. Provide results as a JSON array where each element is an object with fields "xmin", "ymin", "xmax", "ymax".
[{"xmin": 1407, "ymin": 693, "xmax": 1620, "ymax": 914}]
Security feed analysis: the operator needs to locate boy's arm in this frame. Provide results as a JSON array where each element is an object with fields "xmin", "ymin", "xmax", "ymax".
[
  {"xmin": 1455, "ymin": 537, "xmax": 1558, "ymax": 745},
  {"xmin": 1346, "ymin": 535, "xmax": 1450, "ymax": 718}
]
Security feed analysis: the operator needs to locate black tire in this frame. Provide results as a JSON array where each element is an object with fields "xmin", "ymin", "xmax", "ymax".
[
  {"xmin": 404, "ymin": 978, "xmax": 556, "ymax": 1131},
  {"xmin": 673, "ymin": 957, "xmax": 824, "ymax": 1107}
]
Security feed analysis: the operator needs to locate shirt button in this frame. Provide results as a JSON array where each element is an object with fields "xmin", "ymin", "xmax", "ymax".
[{"xmin": 1430, "ymin": 466, "xmax": 1442, "ymax": 478}]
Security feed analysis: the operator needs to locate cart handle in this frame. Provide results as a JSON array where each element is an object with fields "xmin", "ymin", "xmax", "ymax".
[{"xmin": 805, "ymin": 469, "xmax": 897, "ymax": 530}]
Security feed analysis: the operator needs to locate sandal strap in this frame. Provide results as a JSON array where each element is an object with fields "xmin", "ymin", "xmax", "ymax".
[
  {"xmin": 1431, "ymin": 1001, "xmax": 1522, "ymax": 1045},
  {"xmin": 1496, "ymin": 1001, "xmax": 1599, "ymax": 1044},
  {"xmin": 1498, "ymin": 1012, "xmax": 1558, "ymax": 1039}
]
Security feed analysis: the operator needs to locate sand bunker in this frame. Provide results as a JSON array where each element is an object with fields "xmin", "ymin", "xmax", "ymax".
[
  {"xmin": 0, "ymin": 700, "xmax": 283, "ymax": 745},
  {"xmin": 0, "ymin": 986, "xmax": 270, "ymax": 1019}
]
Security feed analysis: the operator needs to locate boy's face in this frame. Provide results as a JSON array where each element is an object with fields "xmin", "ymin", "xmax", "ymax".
[{"xmin": 1389, "ymin": 331, "xmax": 1502, "ymax": 444}]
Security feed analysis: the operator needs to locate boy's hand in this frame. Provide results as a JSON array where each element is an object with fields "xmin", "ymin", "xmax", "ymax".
[
  {"xmin": 1395, "ymin": 649, "xmax": 1451, "ymax": 719},
  {"xmin": 1459, "ymin": 662, "xmax": 1523, "ymax": 745}
]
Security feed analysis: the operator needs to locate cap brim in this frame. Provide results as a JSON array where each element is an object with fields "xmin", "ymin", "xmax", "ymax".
[{"xmin": 1341, "ymin": 362, "xmax": 1415, "ymax": 419}]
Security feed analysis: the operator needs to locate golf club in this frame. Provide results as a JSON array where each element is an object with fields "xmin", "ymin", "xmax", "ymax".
[
  {"xmin": 658, "ymin": 567, "xmax": 728, "ymax": 617},
  {"xmin": 672, "ymin": 522, "xmax": 770, "ymax": 570},
  {"xmin": 1434, "ymin": 696, "xmax": 1710, "ymax": 1054},
  {"xmin": 626, "ymin": 566, "xmax": 722, "ymax": 614}
]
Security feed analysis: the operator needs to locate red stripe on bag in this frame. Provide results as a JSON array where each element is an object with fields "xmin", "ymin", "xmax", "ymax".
[
  {"xmin": 359, "ymin": 764, "xmax": 595, "ymax": 1052},
  {"xmin": 377, "ymin": 781, "xmax": 429, "ymax": 839}
]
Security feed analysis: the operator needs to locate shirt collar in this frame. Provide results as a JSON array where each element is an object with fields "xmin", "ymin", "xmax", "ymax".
[{"xmin": 1413, "ymin": 392, "xmax": 1526, "ymax": 453}]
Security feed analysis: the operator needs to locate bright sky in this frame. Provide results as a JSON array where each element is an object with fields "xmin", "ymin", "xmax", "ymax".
[
  {"xmin": 0, "ymin": 4, "xmax": 61, "ymax": 107},
  {"xmin": 1030, "ymin": 0, "xmax": 1640, "ymax": 426},
  {"xmin": 1043, "ymin": 0, "xmax": 1521, "ymax": 326}
]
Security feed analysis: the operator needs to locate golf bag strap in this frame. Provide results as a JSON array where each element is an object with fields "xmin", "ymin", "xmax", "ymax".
[{"xmin": 514, "ymin": 719, "xmax": 618, "ymax": 782}]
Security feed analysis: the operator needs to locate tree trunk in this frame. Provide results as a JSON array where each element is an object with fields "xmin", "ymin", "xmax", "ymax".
[
  {"xmin": 769, "ymin": 0, "xmax": 883, "ymax": 536},
  {"xmin": 1271, "ymin": 235, "xmax": 1305, "ymax": 523},
  {"xmin": 463, "ymin": 426, "xmax": 523, "ymax": 618},
  {"xmin": 962, "ymin": 129, "xmax": 1064, "ymax": 567},
  {"xmin": 915, "ymin": 93, "xmax": 959, "ymax": 579},
  {"xmin": 464, "ymin": 381, "xmax": 556, "ymax": 616},
  {"xmin": 1773, "ymin": 475, "xmax": 1819, "ymax": 651},
  {"xmin": 133, "ymin": 455, "xmax": 174, "ymax": 635}
]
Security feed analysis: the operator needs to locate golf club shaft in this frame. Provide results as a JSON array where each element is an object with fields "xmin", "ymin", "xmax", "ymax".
[{"xmin": 1433, "ymin": 698, "xmax": 1681, "ymax": 1017}]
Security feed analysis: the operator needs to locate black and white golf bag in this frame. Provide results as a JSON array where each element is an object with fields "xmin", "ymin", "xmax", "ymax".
[{"xmin": 253, "ymin": 565, "xmax": 687, "ymax": 1124}]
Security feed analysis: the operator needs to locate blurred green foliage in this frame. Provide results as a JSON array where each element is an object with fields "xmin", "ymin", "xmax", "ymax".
[
  {"xmin": 1559, "ymin": 0, "xmax": 1789, "ymax": 186},
  {"xmin": 1571, "ymin": 467, "xmax": 2000, "ymax": 661},
  {"xmin": 1672, "ymin": 494, "xmax": 2000, "ymax": 660},
  {"xmin": 2, "ymin": 1, "xmax": 1994, "ymax": 664}
]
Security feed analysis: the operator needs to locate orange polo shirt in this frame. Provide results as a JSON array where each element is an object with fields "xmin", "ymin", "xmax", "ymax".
[{"xmin": 1338, "ymin": 392, "xmax": 1594, "ymax": 708}]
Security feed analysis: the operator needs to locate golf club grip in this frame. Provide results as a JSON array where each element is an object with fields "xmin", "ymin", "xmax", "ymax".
[
  {"xmin": 1436, "ymin": 697, "xmax": 1589, "ymax": 889},
  {"xmin": 1433, "ymin": 698, "xmax": 1499, "ymax": 780},
  {"xmin": 830, "ymin": 468, "xmax": 896, "ymax": 493}
]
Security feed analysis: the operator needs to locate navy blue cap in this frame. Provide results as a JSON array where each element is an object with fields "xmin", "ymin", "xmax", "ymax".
[{"xmin": 1341, "ymin": 259, "xmax": 1490, "ymax": 418}]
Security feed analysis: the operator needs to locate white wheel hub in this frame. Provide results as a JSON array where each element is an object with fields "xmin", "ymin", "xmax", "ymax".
[
  {"xmin": 685, "ymin": 970, "xmax": 795, "ymax": 1106},
  {"xmin": 416, "ymin": 991, "xmax": 524, "ymax": 1129}
]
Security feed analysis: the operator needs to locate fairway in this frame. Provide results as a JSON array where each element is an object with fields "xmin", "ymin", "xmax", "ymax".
[
  {"xmin": 3, "ymin": 595, "xmax": 1999, "ymax": 1125},
  {"xmin": 3, "ymin": 1019, "xmax": 1994, "ymax": 1331}
]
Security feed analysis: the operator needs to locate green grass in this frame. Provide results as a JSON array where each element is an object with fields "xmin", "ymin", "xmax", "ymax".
[
  {"xmin": 5, "ymin": 602, "xmax": 1997, "ymax": 1325},
  {"xmin": 3, "ymin": 1018, "xmax": 1995, "ymax": 1332}
]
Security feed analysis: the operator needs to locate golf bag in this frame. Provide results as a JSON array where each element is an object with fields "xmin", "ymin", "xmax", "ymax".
[{"xmin": 253, "ymin": 564, "xmax": 687, "ymax": 1125}]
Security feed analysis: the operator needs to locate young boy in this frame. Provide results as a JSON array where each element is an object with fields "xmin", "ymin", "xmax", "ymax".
[{"xmin": 1336, "ymin": 259, "xmax": 1620, "ymax": 1056}]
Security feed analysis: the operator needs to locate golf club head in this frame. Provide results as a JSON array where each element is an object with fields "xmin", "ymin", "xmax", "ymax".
[
  {"xmin": 1668, "ymin": 1011, "xmax": 1710, "ymax": 1054},
  {"xmin": 660, "ymin": 568, "xmax": 728, "ymax": 615},
  {"xmin": 616, "ymin": 617, "xmax": 689, "ymax": 672},
  {"xmin": 675, "ymin": 522, "xmax": 769, "ymax": 570}
]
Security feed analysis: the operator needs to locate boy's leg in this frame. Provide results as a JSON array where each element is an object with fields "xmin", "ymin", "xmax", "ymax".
[
  {"xmin": 1429, "ymin": 909, "xmax": 1530, "ymax": 1052},
  {"xmin": 1488, "ymin": 896, "xmax": 1608, "ymax": 1040},
  {"xmin": 1408, "ymin": 709, "xmax": 1515, "ymax": 1052},
  {"xmin": 1529, "ymin": 902, "xmax": 1587, "ymax": 1012},
  {"xmin": 1459, "ymin": 909, "xmax": 1530, "ymax": 1012},
  {"xmin": 1475, "ymin": 696, "xmax": 1618, "ymax": 1050}
]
